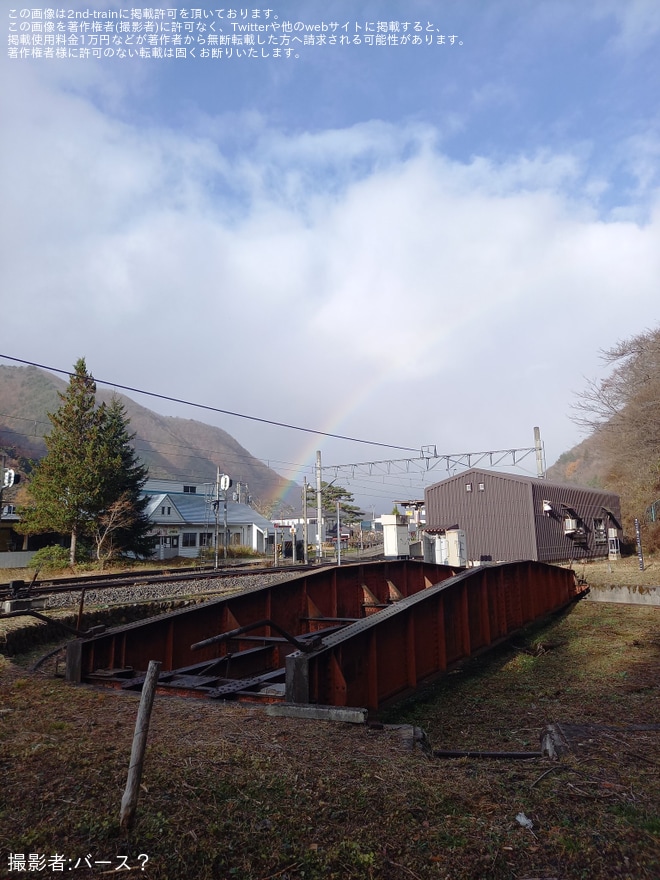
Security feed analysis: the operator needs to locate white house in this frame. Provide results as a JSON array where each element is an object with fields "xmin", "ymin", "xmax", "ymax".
[{"xmin": 143, "ymin": 479, "xmax": 274, "ymax": 559}]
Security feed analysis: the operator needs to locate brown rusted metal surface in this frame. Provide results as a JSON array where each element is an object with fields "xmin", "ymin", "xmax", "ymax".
[
  {"xmin": 285, "ymin": 561, "xmax": 583, "ymax": 711},
  {"xmin": 66, "ymin": 561, "xmax": 457, "ymax": 699},
  {"xmin": 66, "ymin": 559, "xmax": 583, "ymax": 711}
]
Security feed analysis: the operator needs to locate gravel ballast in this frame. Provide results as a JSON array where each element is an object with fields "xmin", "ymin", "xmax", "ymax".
[{"xmin": 44, "ymin": 572, "xmax": 290, "ymax": 610}]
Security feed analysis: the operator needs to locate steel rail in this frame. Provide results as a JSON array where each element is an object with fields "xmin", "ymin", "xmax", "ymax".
[{"xmin": 0, "ymin": 563, "xmax": 318, "ymax": 600}]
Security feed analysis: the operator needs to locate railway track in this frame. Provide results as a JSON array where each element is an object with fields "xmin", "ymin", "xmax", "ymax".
[{"xmin": 0, "ymin": 562, "xmax": 319, "ymax": 601}]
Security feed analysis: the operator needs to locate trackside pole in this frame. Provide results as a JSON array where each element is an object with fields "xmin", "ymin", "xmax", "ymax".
[{"xmin": 120, "ymin": 660, "xmax": 161, "ymax": 831}]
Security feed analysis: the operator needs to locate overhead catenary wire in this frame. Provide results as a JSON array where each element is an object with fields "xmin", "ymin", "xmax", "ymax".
[
  {"xmin": 0, "ymin": 414, "xmax": 431, "ymax": 499},
  {"xmin": 0, "ymin": 355, "xmax": 419, "ymax": 453},
  {"xmin": 0, "ymin": 355, "xmax": 542, "ymax": 508},
  {"xmin": 0, "ymin": 410, "xmax": 536, "ymax": 508}
]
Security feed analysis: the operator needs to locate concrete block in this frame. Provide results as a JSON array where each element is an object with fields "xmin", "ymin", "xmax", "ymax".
[
  {"xmin": 384, "ymin": 724, "xmax": 431, "ymax": 753},
  {"xmin": 3, "ymin": 597, "xmax": 47, "ymax": 613},
  {"xmin": 265, "ymin": 703, "xmax": 368, "ymax": 724},
  {"xmin": 586, "ymin": 584, "xmax": 660, "ymax": 607}
]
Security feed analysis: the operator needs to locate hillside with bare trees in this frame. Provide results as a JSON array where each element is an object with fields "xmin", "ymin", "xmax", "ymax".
[{"xmin": 549, "ymin": 326, "xmax": 660, "ymax": 548}]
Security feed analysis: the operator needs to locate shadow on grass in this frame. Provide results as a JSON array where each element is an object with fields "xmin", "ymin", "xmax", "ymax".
[{"xmin": 383, "ymin": 599, "xmax": 660, "ymax": 748}]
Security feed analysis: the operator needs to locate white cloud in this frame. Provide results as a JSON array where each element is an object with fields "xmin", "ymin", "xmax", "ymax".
[
  {"xmin": 595, "ymin": 0, "xmax": 660, "ymax": 52},
  {"xmin": 2, "ymin": 64, "xmax": 659, "ymax": 507}
]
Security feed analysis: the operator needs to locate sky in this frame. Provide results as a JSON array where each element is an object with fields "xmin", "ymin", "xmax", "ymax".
[{"xmin": 1, "ymin": 0, "xmax": 659, "ymax": 513}]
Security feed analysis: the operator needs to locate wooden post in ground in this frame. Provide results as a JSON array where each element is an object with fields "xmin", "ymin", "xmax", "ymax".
[
  {"xmin": 76, "ymin": 588, "xmax": 86, "ymax": 632},
  {"xmin": 120, "ymin": 660, "xmax": 161, "ymax": 831}
]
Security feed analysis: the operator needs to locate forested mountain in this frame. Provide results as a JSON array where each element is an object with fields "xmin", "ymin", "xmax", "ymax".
[
  {"xmin": 545, "ymin": 435, "xmax": 608, "ymax": 488},
  {"xmin": 3, "ymin": 326, "xmax": 659, "ymax": 546},
  {"xmin": 0, "ymin": 364, "xmax": 297, "ymax": 507}
]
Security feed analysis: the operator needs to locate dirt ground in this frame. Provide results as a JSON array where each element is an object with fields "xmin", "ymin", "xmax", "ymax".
[{"xmin": 0, "ymin": 558, "xmax": 658, "ymax": 879}]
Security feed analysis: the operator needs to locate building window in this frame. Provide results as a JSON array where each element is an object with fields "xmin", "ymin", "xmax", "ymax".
[
  {"xmin": 161, "ymin": 506, "xmax": 171, "ymax": 516},
  {"xmin": 593, "ymin": 518, "xmax": 607, "ymax": 545},
  {"xmin": 183, "ymin": 486, "xmax": 196, "ymax": 494},
  {"xmin": 465, "ymin": 483, "xmax": 473, "ymax": 492},
  {"xmin": 199, "ymin": 533, "xmax": 213, "ymax": 547},
  {"xmin": 478, "ymin": 482, "xmax": 485, "ymax": 492},
  {"xmin": 182, "ymin": 532, "xmax": 197, "ymax": 548},
  {"xmin": 159, "ymin": 536, "xmax": 179, "ymax": 548}
]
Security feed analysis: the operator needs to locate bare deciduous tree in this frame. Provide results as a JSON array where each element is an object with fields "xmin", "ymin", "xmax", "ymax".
[
  {"xmin": 93, "ymin": 493, "xmax": 139, "ymax": 564},
  {"xmin": 573, "ymin": 327, "xmax": 660, "ymax": 541}
]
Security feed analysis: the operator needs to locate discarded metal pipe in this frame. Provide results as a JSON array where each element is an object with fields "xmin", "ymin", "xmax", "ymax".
[
  {"xmin": 433, "ymin": 749, "xmax": 543, "ymax": 759},
  {"xmin": 191, "ymin": 618, "xmax": 324, "ymax": 654},
  {"xmin": 30, "ymin": 643, "xmax": 69, "ymax": 672},
  {"xmin": 0, "ymin": 609, "xmax": 104, "ymax": 638}
]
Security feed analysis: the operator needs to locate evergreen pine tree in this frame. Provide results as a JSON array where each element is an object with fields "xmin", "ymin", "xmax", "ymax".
[
  {"xmin": 19, "ymin": 360, "xmax": 155, "ymax": 563},
  {"xmin": 93, "ymin": 397, "xmax": 154, "ymax": 560},
  {"xmin": 18, "ymin": 358, "xmax": 108, "ymax": 564},
  {"xmin": 306, "ymin": 481, "xmax": 364, "ymax": 524}
]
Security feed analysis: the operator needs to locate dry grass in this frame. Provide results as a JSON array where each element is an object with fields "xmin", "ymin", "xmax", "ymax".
[
  {"xmin": 0, "ymin": 564, "xmax": 659, "ymax": 879},
  {"xmin": 570, "ymin": 556, "xmax": 660, "ymax": 589}
]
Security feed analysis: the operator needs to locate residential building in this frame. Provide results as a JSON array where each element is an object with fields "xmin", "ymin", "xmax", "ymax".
[{"xmin": 143, "ymin": 479, "xmax": 274, "ymax": 559}]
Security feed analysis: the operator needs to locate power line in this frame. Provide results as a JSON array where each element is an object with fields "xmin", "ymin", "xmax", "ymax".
[
  {"xmin": 0, "ymin": 358, "xmax": 545, "ymax": 511},
  {"xmin": 0, "ymin": 412, "xmax": 378, "ymax": 487},
  {"xmin": 0, "ymin": 355, "xmax": 419, "ymax": 453},
  {"xmin": 0, "ymin": 412, "xmax": 421, "ymax": 494}
]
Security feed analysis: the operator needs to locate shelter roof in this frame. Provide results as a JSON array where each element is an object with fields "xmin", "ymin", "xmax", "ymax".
[{"xmin": 426, "ymin": 467, "xmax": 618, "ymax": 499}]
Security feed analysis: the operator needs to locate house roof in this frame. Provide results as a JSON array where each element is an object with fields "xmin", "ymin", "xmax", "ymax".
[{"xmin": 145, "ymin": 493, "xmax": 274, "ymax": 531}]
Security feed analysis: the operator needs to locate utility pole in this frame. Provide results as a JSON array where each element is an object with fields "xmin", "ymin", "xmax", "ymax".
[
  {"xmin": 211, "ymin": 470, "xmax": 232, "ymax": 567},
  {"xmin": 534, "ymin": 427, "xmax": 546, "ymax": 478},
  {"xmin": 234, "ymin": 481, "xmax": 250, "ymax": 505},
  {"xmin": 634, "ymin": 518, "xmax": 645, "ymax": 571},
  {"xmin": 213, "ymin": 467, "xmax": 220, "ymax": 570},
  {"xmin": 0, "ymin": 456, "xmax": 5, "ymax": 524},
  {"xmin": 302, "ymin": 477, "xmax": 309, "ymax": 564},
  {"xmin": 336, "ymin": 500, "xmax": 341, "ymax": 566},
  {"xmin": 0, "ymin": 456, "xmax": 20, "ymax": 524},
  {"xmin": 223, "ymin": 489, "xmax": 228, "ymax": 561},
  {"xmin": 315, "ymin": 450, "xmax": 323, "ymax": 562}
]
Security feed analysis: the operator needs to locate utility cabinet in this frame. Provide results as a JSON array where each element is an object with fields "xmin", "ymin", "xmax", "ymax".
[
  {"xmin": 381, "ymin": 514, "xmax": 410, "ymax": 558},
  {"xmin": 423, "ymin": 529, "xmax": 467, "ymax": 567}
]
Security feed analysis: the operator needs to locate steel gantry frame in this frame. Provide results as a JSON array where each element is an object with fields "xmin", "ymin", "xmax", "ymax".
[{"xmin": 322, "ymin": 445, "xmax": 541, "ymax": 482}]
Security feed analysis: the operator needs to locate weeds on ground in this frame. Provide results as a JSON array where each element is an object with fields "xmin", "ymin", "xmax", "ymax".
[{"xmin": 1, "ymin": 589, "xmax": 659, "ymax": 879}]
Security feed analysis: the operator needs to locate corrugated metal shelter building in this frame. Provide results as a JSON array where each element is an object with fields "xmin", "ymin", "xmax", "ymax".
[{"xmin": 424, "ymin": 468, "xmax": 621, "ymax": 564}]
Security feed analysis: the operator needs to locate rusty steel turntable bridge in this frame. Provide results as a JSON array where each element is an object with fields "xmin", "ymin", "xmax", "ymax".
[{"xmin": 66, "ymin": 559, "xmax": 583, "ymax": 713}]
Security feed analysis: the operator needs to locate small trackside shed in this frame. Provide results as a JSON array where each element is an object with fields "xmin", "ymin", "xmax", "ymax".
[{"xmin": 424, "ymin": 468, "xmax": 622, "ymax": 564}]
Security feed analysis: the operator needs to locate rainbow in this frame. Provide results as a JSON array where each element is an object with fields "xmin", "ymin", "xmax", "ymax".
[{"xmin": 268, "ymin": 373, "xmax": 411, "ymax": 512}]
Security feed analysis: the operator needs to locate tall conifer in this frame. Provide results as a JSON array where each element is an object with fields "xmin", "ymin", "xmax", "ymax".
[
  {"xmin": 94, "ymin": 397, "xmax": 154, "ymax": 560},
  {"xmin": 19, "ymin": 359, "xmax": 107, "ymax": 563},
  {"xmin": 19, "ymin": 360, "xmax": 155, "ymax": 563}
]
